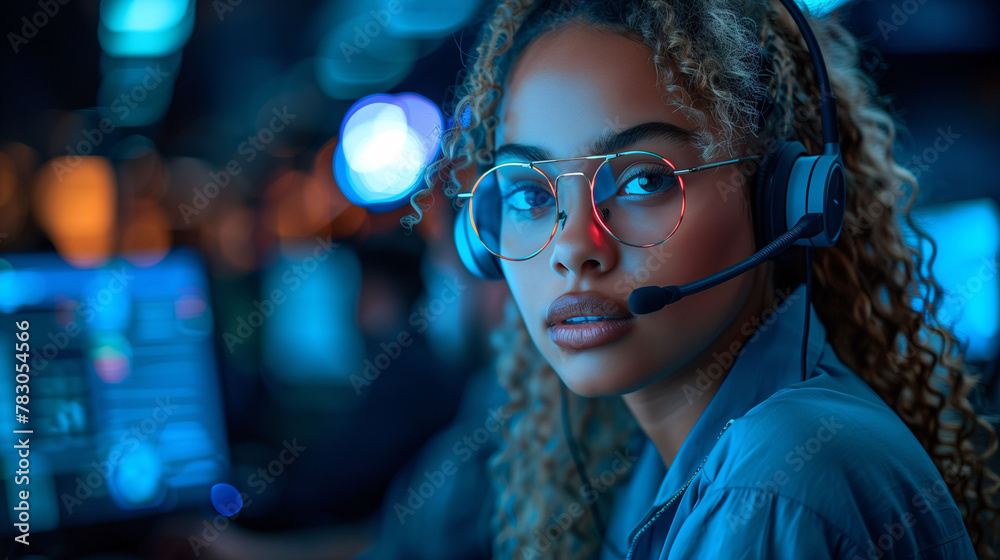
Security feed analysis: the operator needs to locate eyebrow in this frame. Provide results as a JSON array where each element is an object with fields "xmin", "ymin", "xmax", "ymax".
[{"xmin": 495, "ymin": 121, "xmax": 694, "ymax": 162}]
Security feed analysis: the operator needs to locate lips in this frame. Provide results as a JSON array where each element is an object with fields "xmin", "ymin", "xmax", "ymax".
[
  {"xmin": 546, "ymin": 292, "xmax": 634, "ymax": 326},
  {"xmin": 546, "ymin": 292, "xmax": 636, "ymax": 350}
]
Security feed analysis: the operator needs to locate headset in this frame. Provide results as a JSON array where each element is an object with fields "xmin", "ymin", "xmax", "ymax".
[
  {"xmin": 451, "ymin": 0, "xmax": 845, "ymax": 546},
  {"xmin": 453, "ymin": 0, "xmax": 844, "ymax": 309}
]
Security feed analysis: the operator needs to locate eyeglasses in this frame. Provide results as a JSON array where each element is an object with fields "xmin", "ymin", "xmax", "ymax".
[{"xmin": 457, "ymin": 151, "xmax": 761, "ymax": 261}]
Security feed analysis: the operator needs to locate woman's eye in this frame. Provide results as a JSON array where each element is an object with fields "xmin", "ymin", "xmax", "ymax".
[
  {"xmin": 504, "ymin": 183, "xmax": 554, "ymax": 211},
  {"xmin": 618, "ymin": 171, "xmax": 679, "ymax": 197}
]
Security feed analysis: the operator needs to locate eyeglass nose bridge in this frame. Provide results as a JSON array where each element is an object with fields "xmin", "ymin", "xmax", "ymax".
[{"xmin": 550, "ymin": 170, "xmax": 600, "ymax": 230}]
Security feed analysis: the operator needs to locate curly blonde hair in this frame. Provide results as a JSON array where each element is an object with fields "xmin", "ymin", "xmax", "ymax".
[{"xmin": 404, "ymin": 0, "xmax": 1000, "ymax": 558}]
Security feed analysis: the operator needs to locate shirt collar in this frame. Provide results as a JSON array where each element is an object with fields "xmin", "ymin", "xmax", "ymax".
[{"xmin": 651, "ymin": 282, "xmax": 827, "ymax": 505}]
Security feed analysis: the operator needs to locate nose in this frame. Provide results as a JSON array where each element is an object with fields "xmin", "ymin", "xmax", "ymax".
[{"xmin": 547, "ymin": 172, "xmax": 618, "ymax": 278}]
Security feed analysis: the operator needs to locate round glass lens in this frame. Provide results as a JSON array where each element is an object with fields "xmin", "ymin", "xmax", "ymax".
[
  {"xmin": 592, "ymin": 153, "xmax": 684, "ymax": 246},
  {"xmin": 469, "ymin": 163, "xmax": 558, "ymax": 260}
]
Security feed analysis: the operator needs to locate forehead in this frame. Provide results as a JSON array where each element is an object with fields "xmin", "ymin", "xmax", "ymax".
[{"xmin": 497, "ymin": 23, "xmax": 691, "ymax": 157}]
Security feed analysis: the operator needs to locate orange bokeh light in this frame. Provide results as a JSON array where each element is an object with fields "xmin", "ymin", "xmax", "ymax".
[
  {"xmin": 265, "ymin": 169, "xmax": 333, "ymax": 238},
  {"xmin": 34, "ymin": 156, "xmax": 117, "ymax": 268},
  {"xmin": 121, "ymin": 199, "xmax": 172, "ymax": 267}
]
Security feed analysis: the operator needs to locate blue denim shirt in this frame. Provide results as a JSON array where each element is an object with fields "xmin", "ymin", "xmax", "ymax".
[{"xmin": 599, "ymin": 284, "xmax": 976, "ymax": 559}]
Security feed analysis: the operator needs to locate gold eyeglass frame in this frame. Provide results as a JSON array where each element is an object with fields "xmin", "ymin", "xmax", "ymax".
[{"xmin": 457, "ymin": 151, "xmax": 762, "ymax": 261}]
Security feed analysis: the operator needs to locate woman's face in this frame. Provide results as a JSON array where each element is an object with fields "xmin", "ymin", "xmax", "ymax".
[{"xmin": 496, "ymin": 23, "xmax": 764, "ymax": 397}]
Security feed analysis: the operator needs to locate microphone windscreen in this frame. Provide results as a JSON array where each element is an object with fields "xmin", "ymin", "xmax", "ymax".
[{"xmin": 629, "ymin": 286, "xmax": 667, "ymax": 315}]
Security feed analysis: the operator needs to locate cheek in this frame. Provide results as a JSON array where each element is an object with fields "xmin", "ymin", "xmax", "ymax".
[
  {"xmin": 501, "ymin": 260, "xmax": 549, "ymax": 332},
  {"xmin": 670, "ymin": 179, "xmax": 754, "ymax": 282},
  {"xmin": 619, "ymin": 181, "xmax": 755, "ymax": 360}
]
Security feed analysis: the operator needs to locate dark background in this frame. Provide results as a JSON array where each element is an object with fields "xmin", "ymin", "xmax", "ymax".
[{"xmin": 0, "ymin": 0, "xmax": 997, "ymax": 558}]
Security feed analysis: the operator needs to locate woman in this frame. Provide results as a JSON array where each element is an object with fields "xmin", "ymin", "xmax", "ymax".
[{"xmin": 409, "ymin": 0, "xmax": 1000, "ymax": 558}]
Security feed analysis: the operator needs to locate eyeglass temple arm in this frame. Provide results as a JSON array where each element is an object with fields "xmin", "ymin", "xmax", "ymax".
[{"xmin": 673, "ymin": 154, "xmax": 762, "ymax": 175}]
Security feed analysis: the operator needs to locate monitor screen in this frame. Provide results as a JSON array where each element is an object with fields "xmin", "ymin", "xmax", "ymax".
[{"xmin": 0, "ymin": 248, "xmax": 229, "ymax": 536}]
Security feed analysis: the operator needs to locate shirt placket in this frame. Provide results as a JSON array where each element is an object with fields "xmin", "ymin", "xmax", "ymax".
[{"xmin": 624, "ymin": 419, "xmax": 735, "ymax": 560}]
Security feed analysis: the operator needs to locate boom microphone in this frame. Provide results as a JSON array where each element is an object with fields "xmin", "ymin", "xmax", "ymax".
[{"xmin": 628, "ymin": 214, "xmax": 824, "ymax": 315}]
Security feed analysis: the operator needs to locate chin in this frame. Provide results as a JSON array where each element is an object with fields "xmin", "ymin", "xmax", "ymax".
[
  {"xmin": 559, "ymin": 371, "xmax": 616, "ymax": 397},
  {"xmin": 549, "ymin": 351, "xmax": 656, "ymax": 398}
]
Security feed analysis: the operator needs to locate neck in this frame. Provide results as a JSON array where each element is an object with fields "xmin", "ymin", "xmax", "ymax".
[{"xmin": 622, "ymin": 265, "xmax": 775, "ymax": 468}]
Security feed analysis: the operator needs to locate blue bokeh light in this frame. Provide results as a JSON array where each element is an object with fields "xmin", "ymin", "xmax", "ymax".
[
  {"xmin": 382, "ymin": 0, "xmax": 482, "ymax": 38},
  {"xmin": 262, "ymin": 244, "xmax": 364, "ymax": 387},
  {"xmin": 905, "ymin": 198, "xmax": 1000, "ymax": 361},
  {"xmin": 211, "ymin": 483, "xmax": 244, "ymax": 517},
  {"xmin": 101, "ymin": 0, "xmax": 189, "ymax": 31},
  {"xmin": 99, "ymin": 0, "xmax": 195, "ymax": 57},
  {"xmin": 796, "ymin": 0, "xmax": 851, "ymax": 16},
  {"xmin": 334, "ymin": 92, "xmax": 443, "ymax": 212},
  {"xmin": 0, "ymin": 269, "xmax": 46, "ymax": 313},
  {"xmin": 315, "ymin": 18, "xmax": 417, "ymax": 100},
  {"xmin": 109, "ymin": 443, "xmax": 165, "ymax": 508}
]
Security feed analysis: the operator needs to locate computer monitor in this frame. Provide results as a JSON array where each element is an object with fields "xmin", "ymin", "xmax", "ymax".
[{"xmin": 0, "ymin": 248, "xmax": 229, "ymax": 536}]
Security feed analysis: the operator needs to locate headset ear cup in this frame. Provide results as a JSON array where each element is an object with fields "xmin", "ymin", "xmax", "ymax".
[
  {"xmin": 454, "ymin": 202, "xmax": 504, "ymax": 280},
  {"xmin": 754, "ymin": 141, "xmax": 806, "ymax": 248},
  {"xmin": 785, "ymin": 150, "xmax": 846, "ymax": 248}
]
